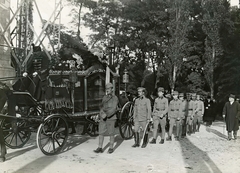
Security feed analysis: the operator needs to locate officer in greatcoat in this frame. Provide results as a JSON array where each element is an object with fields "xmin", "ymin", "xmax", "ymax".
[
  {"xmin": 150, "ymin": 87, "xmax": 168, "ymax": 144},
  {"xmin": 94, "ymin": 83, "xmax": 119, "ymax": 154},
  {"xmin": 167, "ymin": 91, "xmax": 181, "ymax": 141},
  {"xmin": 222, "ymin": 94, "xmax": 240, "ymax": 140},
  {"xmin": 132, "ymin": 87, "xmax": 151, "ymax": 148}
]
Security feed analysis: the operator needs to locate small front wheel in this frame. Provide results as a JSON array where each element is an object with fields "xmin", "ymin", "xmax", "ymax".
[{"xmin": 37, "ymin": 114, "xmax": 68, "ymax": 155}]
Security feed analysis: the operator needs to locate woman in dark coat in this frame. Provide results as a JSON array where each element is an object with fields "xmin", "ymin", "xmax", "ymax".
[
  {"xmin": 222, "ymin": 94, "xmax": 240, "ymax": 140},
  {"xmin": 203, "ymin": 96, "xmax": 215, "ymax": 126}
]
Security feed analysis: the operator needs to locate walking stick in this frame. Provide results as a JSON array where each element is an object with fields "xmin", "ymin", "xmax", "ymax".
[{"xmin": 223, "ymin": 117, "xmax": 225, "ymax": 135}]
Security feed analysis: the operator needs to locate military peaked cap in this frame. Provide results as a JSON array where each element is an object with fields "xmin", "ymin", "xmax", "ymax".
[
  {"xmin": 179, "ymin": 93, "xmax": 184, "ymax": 97},
  {"xmin": 105, "ymin": 83, "xmax": 113, "ymax": 89},
  {"xmin": 172, "ymin": 91, "xmax": 179, "ymax": 95},
  {"xmin": 158, "ymin": 87, "xmax": 164, "ymax": 92}
]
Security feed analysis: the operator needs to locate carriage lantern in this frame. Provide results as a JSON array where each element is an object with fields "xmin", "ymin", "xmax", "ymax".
[{"xmin": 123, "ymin": 68, "xmax": 129, "ymax": 94}]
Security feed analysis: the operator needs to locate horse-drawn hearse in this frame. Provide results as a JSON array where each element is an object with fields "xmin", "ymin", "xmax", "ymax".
[{"xmin": 0, "ymin": 50, "xmax": 135, "ymax": 155}]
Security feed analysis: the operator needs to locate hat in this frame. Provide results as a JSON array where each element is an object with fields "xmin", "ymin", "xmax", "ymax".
[
  {"xmin": 105, "ymin": 83, "xmax": 113, "ymax": 89},
  {"xmin": 191, "ymin": 93, "xmax": 197, "ymax": 97},
  {"xmin": 137, "ymin": 87, "xmax": 146, "ymax": 92},
  {"xmin": 158, "ymin": 87, "xmax": 164, "ymax": 92},
  {"xmin": 172, "ymin": 91, "xmax": 179, "ymax": 95},
  {"xmin": 179, "ymin": 93, "xmax": 184, "ymax": 97},
  {"xmin": 229, "ymin": 94, "xmax": 235, "ymax": 99}
]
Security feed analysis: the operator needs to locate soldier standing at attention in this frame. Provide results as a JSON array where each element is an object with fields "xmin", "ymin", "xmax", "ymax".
[
  {"xmin": 179, "ymin": 93, "xmax": 186, "ymax": 138},
  {"xmin": 186, "ymin": 93, "xmax": 194, "ymax": 135},
  {"xmin": 194, "ymin": 95, "xmax": 204, "ymax": 132},
  {"xmin": 132, "ymin": 87, "xmax": 151, "ymax": 148},
  {"xmin": 94, "ymin": 83, "xmax": 119, "ymax": 154},
  {"xmin": 167, "ymin": 91, "xmax": 181, "ymax": 141},
  {"xmin": 191, "ymin": 93, "xmax": 198, "ymax": 134},
  {"xmin": 150, "ymin": 87, "xmax": 168, "ymax": 144}
]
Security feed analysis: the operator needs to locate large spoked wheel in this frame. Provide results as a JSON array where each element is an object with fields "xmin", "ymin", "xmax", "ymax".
[
  {"xmin": 37, "ymin": 114, "xmax": 68, "ymax": 155},
  {"xmin": 86, "ymin": 122, "xmax": 99, "ymax": 137},
  {"xmin": 119, "ymin": 101, "xmax": 134, "ymax": 140},
  {"xmin": 0, "ymin": 118, "xmax": 31, "ymax": 149}
]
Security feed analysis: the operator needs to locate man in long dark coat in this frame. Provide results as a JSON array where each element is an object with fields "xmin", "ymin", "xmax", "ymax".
[{"xmin": 222, "ymin": 94, "xmax": 240, "ymax": 140}]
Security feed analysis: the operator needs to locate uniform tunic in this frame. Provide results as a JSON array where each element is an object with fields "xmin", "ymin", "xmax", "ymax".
[
  {"xmin": 222, "ymin": 101, "xmax": 240, "ymax": 131},
  {"xmin": 152, "ymin": 97, "xmax": 168, "ymax": 118},
  {"xmin": 102, "ymin": 94, "xmax": 119, "ymax": 120},
  {"xmin": 179, "ymin": 100, "xmax": 188, "ymax": 119},
  {"xmin": 99, "ymin": 94, "xmax": 119, "ymax": 136},
  {"xmin": 133, "ymin": 96, "xmax": 151, "ymax": 132},
  {"xmin": 195, "ymin": 100, "xmax": 204, "ymax": 117},
  {"xmin": 168, "ymin": 99, "xmax": 181, "ymax": 119},
  {"xmin": 168, "ymin": 99, "xmax": 181, "ymax": 137},
  {"xmin": 186, "ymin": 100, "xmax": 194, "ymax": 125},
  {"xmin": 133, "ymin": 97, "xmax": 151, "ymax": 121},
  {"xmin": 152, "ymin": 97, "xmax": 169, "ymax": 139}
]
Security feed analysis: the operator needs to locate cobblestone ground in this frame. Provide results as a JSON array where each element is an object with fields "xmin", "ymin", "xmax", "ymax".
[{"xmin": 1, "ymin": 121, "xmax": 240, "ymax": 173}]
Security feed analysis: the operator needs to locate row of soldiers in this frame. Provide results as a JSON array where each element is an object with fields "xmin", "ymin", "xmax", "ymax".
[{"xmin": 132, "ymin": 87, "xmax": 205, "ymax": 148}]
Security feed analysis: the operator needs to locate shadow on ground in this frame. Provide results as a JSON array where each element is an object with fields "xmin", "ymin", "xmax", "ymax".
[
  {"xmin": 13, "ymin": 156, "xmax": 57, "ymax": 173},
  {"xmin": 179, "ymin": 137, "xmax": 222, "ymax": 173},
  {"xmin": 6, "ymin": 145, "xmax": 37, "ymax": 161}
]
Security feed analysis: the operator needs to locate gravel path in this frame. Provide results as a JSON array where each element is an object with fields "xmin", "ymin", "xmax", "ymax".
[{"xmin": 1, "ymin": 121, "xmax": 240, "ymax": 173}]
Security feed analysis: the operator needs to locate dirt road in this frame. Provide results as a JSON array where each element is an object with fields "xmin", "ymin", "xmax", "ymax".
[{"xmin": 1, "ymin": 121, "xmax": 240, "ymax": 173}]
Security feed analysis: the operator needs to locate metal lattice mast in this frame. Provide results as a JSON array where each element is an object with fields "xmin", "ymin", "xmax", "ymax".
[{"xmin": 1, "ymin": 0, "xmax": 63, "ymax": 75}]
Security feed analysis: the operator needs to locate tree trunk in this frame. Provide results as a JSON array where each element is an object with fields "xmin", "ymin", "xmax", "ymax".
[
  {"xmin": 77, "ymin": 3, "xmax": 83, "ymax": 41},
  {"xmin": 171, "ymin": 64, "xmax": 177, "ymax": 93}
]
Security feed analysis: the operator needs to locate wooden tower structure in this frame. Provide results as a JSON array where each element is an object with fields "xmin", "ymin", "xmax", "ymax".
[{"xmin": 0, "ymin": 0, "xmax": 63, "ymax": 76}]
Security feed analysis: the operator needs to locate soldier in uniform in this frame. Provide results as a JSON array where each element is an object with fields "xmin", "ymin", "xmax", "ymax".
[
  {"xmin": 191, "ymin": 93, "xmax": 198, "ymax": 134},
  {"xmin": 94, "ymin": 83, "xmax": 119, "ymax": 154},
  {"xmin": 186, "ymin": 93, "xmax": 194, "ymax": 135},
  {"xmin": 194, "ymin": 95, "xmax": 204, "ymax": 132},
  {"xmin": 132, "ymin": 87, "xmax": 151, "ymax": 148},
  {"xmin": 179, "ymin": 93, "xmax": 186, "ymax": 138},
  {"xmin": 167, "ymin": 91, "xmax": 181, "ymax": 141},
  {"xmin": 150, "ymin": 87, "xmax": 168, "ymax": 144}
]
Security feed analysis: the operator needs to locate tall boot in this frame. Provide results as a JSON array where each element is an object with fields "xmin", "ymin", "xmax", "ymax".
[
  {"xmin": 228, "ymin": 132, "xmax": 232, "ymax": 140},
  {"xmin": 132, "ymin": 132, "xmax": 140, "ymax": 147},
  {"xmin": 141, "ymin": 134, "xmax": 148, "ymax": 148},
  {"xmin": 233, "ymin": 131, "xmax": 238, "ymax": 140}
]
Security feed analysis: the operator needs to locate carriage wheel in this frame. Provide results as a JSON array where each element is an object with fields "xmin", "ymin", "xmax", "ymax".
[
  {"xmin": 86, "ymin": 123, "xmax": 99, "ymax": 137},
  {"xmin": 119, "ymin": 101, "xmax": 134, "ymax": 140},
  {"xmin": 37, "ymin": 115, "xmax": 68, "ymax": 155},
  {"xmin": 0, "ymin": 118, "xmax": 31, "ymax": 149}
]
